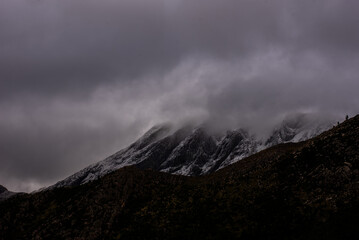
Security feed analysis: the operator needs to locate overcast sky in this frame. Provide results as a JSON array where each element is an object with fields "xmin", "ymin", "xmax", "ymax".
[{"xmin": 1, "ymin": 0, "xmax": 359, "ymax": 192}]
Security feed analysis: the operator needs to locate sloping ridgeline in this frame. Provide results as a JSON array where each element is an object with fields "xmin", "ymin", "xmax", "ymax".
[{"xmin": 0, "ymin": 116, "xmax": 358, "ymax": 239}]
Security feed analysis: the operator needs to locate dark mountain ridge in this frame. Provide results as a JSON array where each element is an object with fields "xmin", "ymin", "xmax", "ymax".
[
  {"xmin": 0, "ymin": 185, "xmax": 7, "ymax": 194},
  {"xmin": 0, "ymin": 115, "xmax": 358, "ymax": 239},
  {"xmin": 0, "ymin": 185, "xmax": 19, "ymax": 201}
]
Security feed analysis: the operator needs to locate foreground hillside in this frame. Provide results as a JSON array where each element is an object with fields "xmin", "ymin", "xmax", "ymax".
[{"xmin": 0, "ymin": 116, "xmax": 358, "ymax": 239}]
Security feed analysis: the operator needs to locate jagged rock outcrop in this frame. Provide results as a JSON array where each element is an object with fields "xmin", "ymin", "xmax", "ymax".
[
  {"xmin": 50, "ymin": 114, "xmax": 333, "ymax": 189},
  {"xmin": 266, "ymin": 113, "xmax": 333, "ymax": 146}
]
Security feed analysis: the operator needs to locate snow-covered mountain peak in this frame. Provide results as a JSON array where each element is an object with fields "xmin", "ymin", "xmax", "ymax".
[
  {"xmin": 159, "ymin": 126, "xmax": 217, "ymax": 175},
  {"xmin": 265, "ymin": 113, "xmax": 333, "ymax": 146},
  {"xmin": 130, "ymin": 123, "xmax": 173, "ymax": 150},
  {"xmin": 48, "ymin": 114, "xmax": 334, "ymax": 189}
]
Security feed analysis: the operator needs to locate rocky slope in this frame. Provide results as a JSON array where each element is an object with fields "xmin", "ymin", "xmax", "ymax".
[
  {"xmin": 0, "ymin": 115, "xmax": 357, "ymax": 239},
  {"xmin": 0, "ymin": 185, "xmax": 18, "ymax": 201},
  {"xmin": 50, "ymin": 114, "xmax": 332, "ymax": 188}
]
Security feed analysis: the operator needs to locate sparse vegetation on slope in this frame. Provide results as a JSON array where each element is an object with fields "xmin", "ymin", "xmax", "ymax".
[{"xmin": 0, "ymin": 116, "xmax": 358, "ymax": 240}]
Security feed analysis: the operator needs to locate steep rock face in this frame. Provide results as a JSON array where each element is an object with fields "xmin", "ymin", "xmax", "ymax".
[
  {"xmin": 133, "ymin": 126, "xmax": 194, "ymax": 170},
  {"xmin": 202, "ymin": 129, "xmax": 259, "ymax": 174},
  {"xmin": 51, "ymin": 124, "xmax": 177, "ymax": 188},
  {"xmin": 49, "ymin": 115, "xmax": 333, "ymax": 188},
  {"xmin": 266, "ymin": 114, "xmax": 332, "ymax": 146},
  {"xmin": 217, "ymin": 130, "xmax": 260, "ymax": 170},
  {"xmin": 160, "ymin": 128, "xmax": 218, "ymax": 175}
]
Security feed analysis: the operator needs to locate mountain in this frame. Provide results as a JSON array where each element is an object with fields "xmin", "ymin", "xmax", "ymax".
[
  {"xmin": 0, "ymin": 115, "xmax": 358, "ymax": 239},
  {"xmin": 50, "ymin": 114, "xmax": 333, "ymax": 188},
  {"xmin": 0, "ymin": 185, "xmax": 17, "ymax": 201},
  {"xmin": 266, "ymin": 113, "xmax": 333, "ymax": 146}
]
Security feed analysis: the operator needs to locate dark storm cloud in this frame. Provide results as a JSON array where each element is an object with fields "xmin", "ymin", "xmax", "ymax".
[
  {"xmin": 1, "ymin": 0, "xmax": 359, "ymax": 191},
  {"xmin": 0, "ymin": 0, "xmax": 171, "ymax": 99}
]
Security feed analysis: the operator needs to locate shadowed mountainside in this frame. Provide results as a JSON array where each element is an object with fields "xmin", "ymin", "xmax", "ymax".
[
  {"xmin": 0, "ymin": 116, "xmax": 358, "ymax": 240},
  {"xmin": 0, "ymin": 185, "xmax": 19, "ymax": 201}
]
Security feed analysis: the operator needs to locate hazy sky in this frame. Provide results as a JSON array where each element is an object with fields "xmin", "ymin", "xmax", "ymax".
[{"xmin": 1, "ymin": 0, "xmax": 359, "ymax": 192}]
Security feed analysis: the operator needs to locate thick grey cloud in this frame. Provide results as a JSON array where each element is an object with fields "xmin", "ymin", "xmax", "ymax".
[{"xmin": 1, "ymin": 0, "xmax": 359, "ymax": 192}]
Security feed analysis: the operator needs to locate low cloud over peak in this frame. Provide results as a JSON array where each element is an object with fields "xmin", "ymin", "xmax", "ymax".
[{"xmin": 1, "ymin": 0, "xmax": 358, "ymax": 192}]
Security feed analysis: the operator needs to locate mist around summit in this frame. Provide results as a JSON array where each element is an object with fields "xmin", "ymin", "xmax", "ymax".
[{"xmin": 1, "ymin": 0, "xmax": 359, "ymax": 191}]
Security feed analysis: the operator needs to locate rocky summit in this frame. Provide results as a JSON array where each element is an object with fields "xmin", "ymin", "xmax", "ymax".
[
  {"xmin": 50, "ymin": 113, "xmax": 332, "ymax": 188},
  {"xmin": 0, "ymin": 115, "xmax": 358, "ymax": 239}
]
